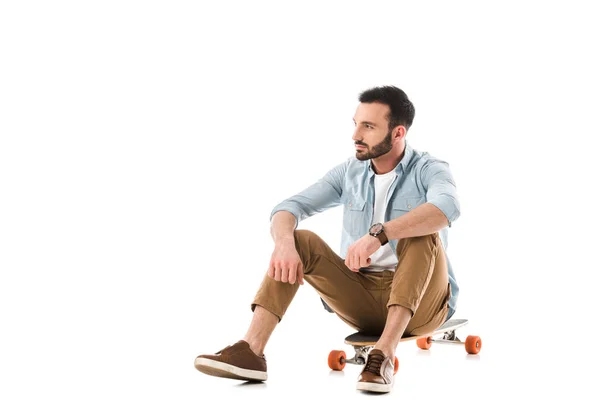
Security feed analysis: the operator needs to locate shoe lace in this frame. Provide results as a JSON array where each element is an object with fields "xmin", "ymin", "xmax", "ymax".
[{"xmin": 364, "ymin": 352, "xmax": 385, "ymax": 375}]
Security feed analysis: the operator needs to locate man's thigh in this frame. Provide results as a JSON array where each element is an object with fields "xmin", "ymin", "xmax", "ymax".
[{"xmin": 295, "ymin": 230, "xmax": 387, "ymax": 333}]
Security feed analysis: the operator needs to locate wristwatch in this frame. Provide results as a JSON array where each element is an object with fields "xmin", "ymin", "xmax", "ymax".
[{"xmin": 369, "ymin": 222, "xmax": 389, "ymax": 246}]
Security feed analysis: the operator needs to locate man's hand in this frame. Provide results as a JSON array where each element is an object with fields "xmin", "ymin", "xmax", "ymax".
[
  {"xmin": 268, "ymin": 238, "xmax": 304, "ymax": 285},
  {"xmin": 345, "ymin": 234, "xmax": 381, "ymax": 272}
]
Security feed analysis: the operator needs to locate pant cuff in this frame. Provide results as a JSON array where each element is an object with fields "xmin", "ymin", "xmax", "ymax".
[
  {"xmin": 386, "ymin": 298, "xmax": 417, "ymax": 317},
  {"xmin": 250, "ymin": 301, "xmax": 283, "ymax": 322}
]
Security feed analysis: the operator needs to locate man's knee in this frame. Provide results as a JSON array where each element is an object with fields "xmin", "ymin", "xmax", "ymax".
[
  {"xmin": 293, "ymin": 229, "xmax": 318, "ymax": 241},
  {"xmin": 293, "ymin": 229, "xmax": 319, "ymax": 251},
  {"xmin": 292, "ymin": 229, "xmax": 318, "ymax": 261},
  {"xmin": 396, "ymin": 232, "xmax": 439, "ymax": 257}
]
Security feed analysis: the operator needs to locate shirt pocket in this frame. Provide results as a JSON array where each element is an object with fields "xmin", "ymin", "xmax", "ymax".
[
  {"xmin": 344, "ymin": 197, "xmax": 366, "ymax": 235},
  {"xmin": 391, "ymin": 196, "xmax": 427, "ymax": 219}
]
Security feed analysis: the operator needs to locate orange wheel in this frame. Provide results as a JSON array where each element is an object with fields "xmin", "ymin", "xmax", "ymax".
[
  {"xmin": 465, "ymin": 335, "xmax": 482, "ymax": 354},
  {"xmin": 393, "ymin": 356, "xmax": 399, "ymax": 374},
  {"xmin": 416, "ymin": 336, "xmax": 432, "ymax": 350},
  {"xmin": 328, "ymin": 350, "xmax": 346, "ymax": 371}
]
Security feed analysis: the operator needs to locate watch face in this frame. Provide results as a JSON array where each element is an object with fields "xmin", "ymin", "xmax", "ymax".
[{"xmin": 370, "ymin": 223, "xmax": 383, "ymax": 235}]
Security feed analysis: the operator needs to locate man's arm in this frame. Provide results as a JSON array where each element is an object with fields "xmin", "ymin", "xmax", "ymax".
[
  {"xmin": 269, "ymin": 160, "xmax": 347, "ymax": 230},
  {"xmin": 383, "ymin": 203, "xmax": 449, "ymax": 240},
  {"xmin": 270, "ymin": 211, "xmax": 296, "ymax": 243},
  {"xmin": 268, "ymin": 210, "xmax": 304, "ymax": 284},
  {"xmin": 267, "ymin": 160, "xmax": 348, "ymax": 285},
  {"xmin": 383, "ymin": 160, "xmax": 460, "ymax": 240}
]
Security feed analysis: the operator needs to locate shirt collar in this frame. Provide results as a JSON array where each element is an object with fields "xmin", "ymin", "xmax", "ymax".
[{"xmin": 368, "ymin": 142, "xmax": 414, "ymax": 177}]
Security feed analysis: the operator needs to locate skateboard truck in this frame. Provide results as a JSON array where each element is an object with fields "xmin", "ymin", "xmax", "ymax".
[
  {"xmin": 415, "ymin": 328, "xmax": 482, "ymax": 352},
  {"xmin": 329, "ymin": 344, "xmax": 400, "ymax": 374},
  {"xmin": 345, "ymin": 345, "xmax": 371, "ymax": 366}
]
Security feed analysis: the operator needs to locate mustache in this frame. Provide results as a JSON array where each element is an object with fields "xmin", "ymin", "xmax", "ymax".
[{"xmin": 355, "ymin": 142, "xmax": 367, "ymax": 147}]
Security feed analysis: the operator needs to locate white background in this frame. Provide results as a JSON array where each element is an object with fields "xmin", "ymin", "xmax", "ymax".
[{"xmin": 1, "ymin": 1, "xmax": 598, "ymax": 398}]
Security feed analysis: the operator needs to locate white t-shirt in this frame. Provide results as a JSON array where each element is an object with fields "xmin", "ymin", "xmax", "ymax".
[{"xmin": 362, "ymin": 167, "xmax": 399, "ymax": 272}]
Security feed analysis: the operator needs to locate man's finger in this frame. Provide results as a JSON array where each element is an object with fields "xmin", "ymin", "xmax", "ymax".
[
  {"xmin": 346, "ymin": 255, "xmax": 354, "ymax": 271},
  {"xmin": 288, "ymin": 264, "xmax": 296, "ymax": 284},
  {"xmin": 297, "ymin": 262, "xmax": 304, "ymax": 285},
  {"xmin": 353, "ymin": 253, "xmax": 360, "ymax": 271},
  {"xmin": 268, "ymin": 260, "xmax": 275, "ymax": 278},
  {"xmin": 361, "ymin": 256, "xmax": 371, "ymax": 268},
  {"xmin": 274, "ymin": 266, "xmax": 282, "ymax": 281}
]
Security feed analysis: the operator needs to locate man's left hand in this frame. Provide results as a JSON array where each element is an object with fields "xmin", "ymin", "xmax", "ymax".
[{"xmin": 345, "ymin": 234, "xmax": 381, "ymax": 272}]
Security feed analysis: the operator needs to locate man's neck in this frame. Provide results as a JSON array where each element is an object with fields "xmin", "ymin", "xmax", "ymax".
[{"xmin": 371, "ymin": 144, "xmax": 406, "ymax": 175}]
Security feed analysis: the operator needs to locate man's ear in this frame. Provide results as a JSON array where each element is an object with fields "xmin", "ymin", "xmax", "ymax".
[{"xmin": 394, "ymin": 125, "xmax": 407, "ymax": 140}]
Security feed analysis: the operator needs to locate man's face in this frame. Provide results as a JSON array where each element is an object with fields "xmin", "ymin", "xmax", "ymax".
[{"xmin": 352, "ymin": 102, "xmax": 394, "ymax": 161}]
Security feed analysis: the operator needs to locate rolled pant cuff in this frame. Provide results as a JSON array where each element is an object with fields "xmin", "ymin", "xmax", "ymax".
[
  {"xmin": 250, "ymin": 301, "xmax": 283, "ymax": 322},
  {"xmin": 386, "ymin": 298, "xmax": 417, "ymax": 317}
]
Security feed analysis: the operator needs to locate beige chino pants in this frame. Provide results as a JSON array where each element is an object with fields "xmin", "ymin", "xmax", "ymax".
[{"xmin": 252, "ymin": 230, "xmax": 451, "ymax": 336}]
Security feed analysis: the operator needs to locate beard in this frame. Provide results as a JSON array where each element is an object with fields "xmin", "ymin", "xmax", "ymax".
[{"xmin": 355, "ymin": 129, "xmax": 393, "ymax": 161}]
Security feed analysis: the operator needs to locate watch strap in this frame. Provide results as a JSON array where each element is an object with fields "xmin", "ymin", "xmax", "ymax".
[{"xmin": 376, "ymin": 230, "xmax": 389, "ymax": 246}]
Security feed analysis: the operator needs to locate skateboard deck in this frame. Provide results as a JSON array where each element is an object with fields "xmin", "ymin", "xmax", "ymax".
[
  {"xmin": 328, "ymin": 318, "xmax": 481, "ymax": 373},
  {"xmin": 345, "ymin": 318, "xmax": 469, "ymax": 346}
]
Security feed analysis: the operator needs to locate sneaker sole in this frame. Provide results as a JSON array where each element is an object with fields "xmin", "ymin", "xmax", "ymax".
[
  {"xmin": 356, "ymin": 381, "xmax": 392, "ymax": 393},
  {"xmin": 194, "ymin": 358, "xmax": 267, "ymax": 382}
]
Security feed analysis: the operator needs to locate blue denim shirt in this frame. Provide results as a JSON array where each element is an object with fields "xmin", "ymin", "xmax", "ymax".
[{"xmin": 270, "ymin": 142, "xmax": 460, "ymax": 320}]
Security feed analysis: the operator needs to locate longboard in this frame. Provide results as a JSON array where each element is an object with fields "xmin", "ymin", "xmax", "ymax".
[{"xmin": 328, "ymin": 318, "xmax": 481, "ymax": 372}]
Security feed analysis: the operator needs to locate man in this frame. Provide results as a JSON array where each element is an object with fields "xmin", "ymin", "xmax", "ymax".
[{"xmin": 194, "ymin": 86, "xmax": 460, "ymax": 393}]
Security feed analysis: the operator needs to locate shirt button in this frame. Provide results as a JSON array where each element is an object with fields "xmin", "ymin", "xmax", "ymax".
[
  {"xmin": 407, "ymin": 204, "xmax": 412, "ymax": 209},
  {"xmin": 349, "ymin": 202, "xmax": 352, "ymax": 207}
]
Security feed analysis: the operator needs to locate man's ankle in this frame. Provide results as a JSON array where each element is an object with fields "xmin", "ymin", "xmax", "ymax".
[
  {"xmin": 373, "ymin": 346, "xmax": 394, "ymax": 360},
  {"xmin": 242, "ymin": 338, "xmax": 265, "ymax": 357}
]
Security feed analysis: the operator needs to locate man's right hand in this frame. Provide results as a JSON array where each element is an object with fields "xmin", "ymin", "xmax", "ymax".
[{"xmin": 268, "ymin": 238, "xmax": 304, "ymax": 285}]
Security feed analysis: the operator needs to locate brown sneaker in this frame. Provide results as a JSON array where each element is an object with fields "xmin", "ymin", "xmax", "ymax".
[
  {"xmin": 194, "ymin": 340, "xmax": 267, "ymax": 381},
  {"xmin": 356, "ymin": 349, "xmax": 394, "ymax": 393}
]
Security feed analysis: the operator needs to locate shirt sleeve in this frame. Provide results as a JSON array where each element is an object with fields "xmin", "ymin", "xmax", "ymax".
[
  {"xmin": 270, "ymin": 160, "xmax": 347, "ymax": 229},
  {"xmin": 420, "ymin": 160, "xmax": 461, "ymax": 227}
]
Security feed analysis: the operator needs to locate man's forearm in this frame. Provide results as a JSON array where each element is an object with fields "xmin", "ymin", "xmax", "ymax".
[
  {"xmin": 383, "ymin": 203, "xmax": 449, "ymax": 240},
  {"xmin": 270, "ymin": 211, "xmax": 297, "ymax": 243}
]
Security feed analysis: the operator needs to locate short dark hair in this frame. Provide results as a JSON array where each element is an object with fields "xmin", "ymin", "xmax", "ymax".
[{"xmin": 358, "ymin": 86, "xmax": 415, "ymax": 131}]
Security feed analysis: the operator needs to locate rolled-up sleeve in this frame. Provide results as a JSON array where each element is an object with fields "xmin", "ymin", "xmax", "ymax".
[
  {"xmin": 421, "ymin": 160, "xmax": 460, "ymax": 227},
  {"xmin": 270, "ymin": 160, "xmax": 347, "ymax": 229}
]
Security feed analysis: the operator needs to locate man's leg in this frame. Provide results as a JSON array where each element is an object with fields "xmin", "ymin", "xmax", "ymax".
[
  {"xmin": 375, "ymin": 232, "xmax": 450, "ymax": 357},
  {"xmin": 242, "ymin": 305, "xmax": 278, "ymax": 356},
  {"xmin": 356, "ymin": 232, "xmax": 450, "ymax": 393},
  {"xmin": 249, "ymin": 229, "xmax": 388, "ymax": 349},
  {"xmin": 196, "ymin": 229, "xmax": 388, "ymax": 381},
  {"xmin": 371, "ymin": 305, "xmax": 412, "ymax": 358}
]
